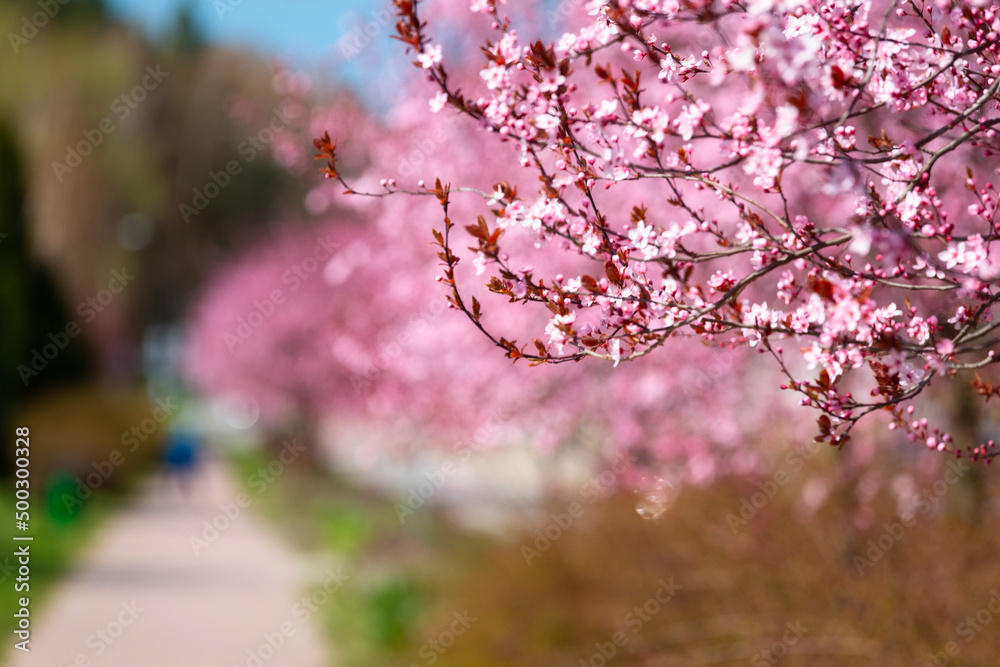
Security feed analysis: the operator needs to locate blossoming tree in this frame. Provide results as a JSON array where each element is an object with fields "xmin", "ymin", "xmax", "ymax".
[
  {"xmin": 314, "ymin": 0, "xmax": 1000, "ymax": 461},
  {"xmin": 186, "ymin": 78, "xmax": 784, "ymax": 495},
  {"xmin": 183, "ymin": 221, "xmax": 350, "ymax": 452}
]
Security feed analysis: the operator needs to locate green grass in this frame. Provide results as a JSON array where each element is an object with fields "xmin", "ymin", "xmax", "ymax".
[
  {"xmin": 0, "ymin": 485, "xmax": 129, "ymax": 662},
  {"xmin": 226, "ymin": 446, "xmax": 457, "ymax": 666}
]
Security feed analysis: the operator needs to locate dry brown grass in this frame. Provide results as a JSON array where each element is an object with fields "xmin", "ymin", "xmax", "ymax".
[{"xmin": 376, "ymin": 456, "xmax": 1000, "ymax": 667}]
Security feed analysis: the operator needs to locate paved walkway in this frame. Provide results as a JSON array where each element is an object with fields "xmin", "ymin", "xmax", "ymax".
[{"xmin": 5, "ymin": 460, "xmax": 330, "ymax": 667}]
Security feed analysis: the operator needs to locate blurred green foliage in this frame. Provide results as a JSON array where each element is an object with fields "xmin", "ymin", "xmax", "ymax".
[
  {"xmin": 0, "ymin": 383, "xmax": 162, "ymax": 661},
  {"xmin": 319, "ymin": 506, "xmax": 371, "ymax": 554},
  {"xmin": 14, "ymin": 384, "xmax": 163, "ymax": 487},
  {"xmin": 0, "ymin": 0, "xmax": 310, "ymax": 380},
  {"xmin": 365, "ymin": 578, "xmax": 424, "ymax": 650},
  {"xmin": 4, "ymin": 0, "xmax": 107, "ymax": 27},
  {"xmin": 228, "ymin": 448, "xmax": 433, "ymax": 664}
]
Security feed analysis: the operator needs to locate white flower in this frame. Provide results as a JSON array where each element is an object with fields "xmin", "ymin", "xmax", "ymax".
[
  {"xmin": 473, "ymin": 251, "xmax": 487, "ymax": 276},
  {"xmin": 417, "ymin": 44, "xmax": 442, "ymax": 69},
  {"xmin": 429, "ymin": 91, "xmax": 448, "ymax": 113},
  {"xmin": 535, "ymin": 114, "xmax": 561, "ymax": 131}
]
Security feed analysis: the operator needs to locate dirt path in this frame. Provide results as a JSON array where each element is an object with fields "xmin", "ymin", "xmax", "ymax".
[{"xmin": 5, "ymin": 459, "xmax": 331, "ymax": 667}]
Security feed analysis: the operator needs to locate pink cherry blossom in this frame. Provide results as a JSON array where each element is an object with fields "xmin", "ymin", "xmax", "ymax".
[{"xmin": 306, "ymin": 0, "xmax": 1000, "ymax": 463}]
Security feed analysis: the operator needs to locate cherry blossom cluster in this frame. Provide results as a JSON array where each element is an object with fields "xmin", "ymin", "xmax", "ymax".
[
  {"xmin": 315, "ymin": 0, "xmax": 1000, "ymax": 460},
  {"xmin": 186, "ymin": 63, "xmax": 797, "ymax": 488}
]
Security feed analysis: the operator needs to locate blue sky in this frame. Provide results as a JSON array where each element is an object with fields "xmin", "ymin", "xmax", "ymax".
[{"xmin": 104, "ymin": 0, "xmax": 382, "ymax": 64}]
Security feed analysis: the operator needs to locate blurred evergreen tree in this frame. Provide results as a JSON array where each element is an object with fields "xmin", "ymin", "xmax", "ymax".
[
  {"xmin": 0, "ymin": 118, "xmax": 91, "ymax": 476},
  {"xmin": 8, "ymin": 0, "xmax": 108, "ymax": 25},
  {"xmin": 54, "ymin": 0, "xmax": 107, "ymax": 26},
  {"xmin": 168, "ymin": 4, "xmax": 204, "ymax": 54}
]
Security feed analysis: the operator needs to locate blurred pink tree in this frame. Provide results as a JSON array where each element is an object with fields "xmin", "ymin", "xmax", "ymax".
[
  {"xmin": 184, "ymin": 223, "xmax": 345, "ymax": 444},
  {"xmin": 185, "ymin": 77, "xmax": 788, "ymax": 495}
]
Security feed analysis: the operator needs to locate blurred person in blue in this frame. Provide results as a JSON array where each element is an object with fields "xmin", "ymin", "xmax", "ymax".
[{"xmin": 163, "ymin": 427, "xmax": 201, "ymax": 498}]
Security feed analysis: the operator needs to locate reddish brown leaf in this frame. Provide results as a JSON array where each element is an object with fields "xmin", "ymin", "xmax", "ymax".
[{"xmin": 605, "ymin": 261, "xmax": 623, "ymax": 287}]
